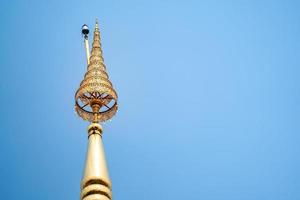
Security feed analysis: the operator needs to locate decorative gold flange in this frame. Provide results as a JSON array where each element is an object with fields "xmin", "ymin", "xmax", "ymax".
[{"xmin": 87, "ymin": 123, "xmax": 102, "ymax": 137}]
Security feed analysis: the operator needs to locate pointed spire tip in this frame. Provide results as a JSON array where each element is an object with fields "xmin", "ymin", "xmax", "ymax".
[{"xmin": 95, "ymin": 18, "xmax": 99, "ymax": 30}]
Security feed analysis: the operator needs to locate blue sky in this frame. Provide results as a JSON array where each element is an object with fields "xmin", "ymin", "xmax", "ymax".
[{"xmin": 0, "ymin": 0, "xmax": 299, "ymax": 199}]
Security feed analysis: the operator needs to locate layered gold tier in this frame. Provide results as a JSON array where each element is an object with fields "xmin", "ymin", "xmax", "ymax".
[{"xmin": 75, "ymin": 21, "xmax": 118, "ymax": 122}]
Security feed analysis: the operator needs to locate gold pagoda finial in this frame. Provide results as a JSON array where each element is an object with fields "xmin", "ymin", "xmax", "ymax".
[
  {"xmin": 75, "ymin": 20, "xmax": 118, "ymax": 200},
  {"xmin": 75, "ymin": 20, "xmax": 118, "ymax": 123}
]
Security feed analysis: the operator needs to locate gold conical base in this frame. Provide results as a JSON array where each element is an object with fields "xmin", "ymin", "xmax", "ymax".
[{"xmin": 80, "ymin": 123, "xmax": 112, "ymax": 200}]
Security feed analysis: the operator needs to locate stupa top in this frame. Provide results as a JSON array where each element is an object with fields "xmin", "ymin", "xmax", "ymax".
[{"xmin": 75, "ymin": 20, "xmax": 118, "ymax": 123}]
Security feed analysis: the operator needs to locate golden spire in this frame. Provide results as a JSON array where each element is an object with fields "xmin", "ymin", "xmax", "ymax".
[
  {"xmin": 75, "ymin": 20, "xmax": 118, "ymax": 123},
  {"xmin": 75, "ymin": 20, "xmax": 118, "ymax": 200}
]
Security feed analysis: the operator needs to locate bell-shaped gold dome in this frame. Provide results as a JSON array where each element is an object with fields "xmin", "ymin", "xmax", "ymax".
[{"xmin": 75, "ymin": 21, "xmax": 118, "ymax": 122}]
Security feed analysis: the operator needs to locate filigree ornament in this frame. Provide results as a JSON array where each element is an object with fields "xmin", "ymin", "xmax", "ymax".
[{"xmin": 75, "ymin": 22, "xmax": 118, "ymax": 122}]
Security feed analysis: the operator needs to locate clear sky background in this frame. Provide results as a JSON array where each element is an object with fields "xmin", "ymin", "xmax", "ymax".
[{"xmin": 0, "ymin": 0, "xmax": 299, "ymax": 199}]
